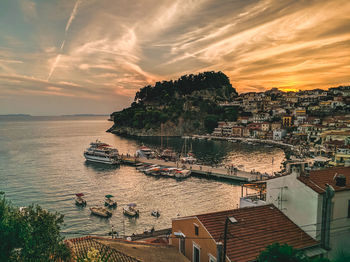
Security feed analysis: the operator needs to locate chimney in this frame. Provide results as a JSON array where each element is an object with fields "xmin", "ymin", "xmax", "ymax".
[{"xmin": 334, "ymin": 174, "xmax": 346, "ymax": 187}]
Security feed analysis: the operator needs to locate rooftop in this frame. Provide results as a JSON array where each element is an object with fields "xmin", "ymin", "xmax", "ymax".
[
  {"xmin": 67, "ymin": 236, "xmax": 189, "ymax": 262},
  {"xmin": 298, "ymin": 167, "xmax": 350, "ymax": 194},
  {"xmin": 193, "ymin": 204, "xmax": 318, "ymax": 262}
]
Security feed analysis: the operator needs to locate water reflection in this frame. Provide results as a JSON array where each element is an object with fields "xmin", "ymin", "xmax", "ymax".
[{"xmin": 0, "ymin": 117, "xmax": 283, "ymax": 238}]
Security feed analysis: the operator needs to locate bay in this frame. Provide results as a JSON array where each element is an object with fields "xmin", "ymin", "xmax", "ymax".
[{"xmin": 0, "ymin": 116, "xmax": 284, "ymax": 238}]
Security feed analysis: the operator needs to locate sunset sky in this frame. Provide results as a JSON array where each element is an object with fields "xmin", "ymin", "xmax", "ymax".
[{"xmin": 0, "ymin": 0, "xmax": 349, "ymax": 115}]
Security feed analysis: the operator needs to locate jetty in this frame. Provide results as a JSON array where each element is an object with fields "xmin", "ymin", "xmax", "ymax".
[{"xmin": 121, "ymin": 156, "xmax": 267, "ymax": 182}]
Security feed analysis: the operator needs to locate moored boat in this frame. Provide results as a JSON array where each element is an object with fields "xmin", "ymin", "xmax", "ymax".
[
  {"xmin": 104, "ymin": 194, "xmax": 117, "ymax": 208},
  {"xmin": 84, "ymin": 140, "xmax": 120, "ymax": 165},
  {"xmin": 143, "ymin": 165, "xmax": 160, "ymax": 175},
  {"xmin": 90, "ymin": 207, "xmax": 112, "ymax": 218},
  {"xmin": 123, "ymin": 203, "xmax": 139, "ymax": 217},
  {"xmin": 160, "ymin": 167, "xmax": 177, "ymax": 177},
  {"xmin": 75, "ymin": 193, "xmax": 87, "ymax": 206},
  {"xmin": 175, "ymin": 169, "xmax": 191, "ymax": 179},
  {"xmin": 136, "ymin": 146, "xmax": 155, "ymax": 158},
  {"xmin": 160, "ymin": 148, "xmax": 177, "ymax": 161}
]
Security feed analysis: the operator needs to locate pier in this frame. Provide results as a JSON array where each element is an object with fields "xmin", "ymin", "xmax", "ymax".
[{"xmin": 121, "ymin": 156, "xmax": 266, "ymax": 182}]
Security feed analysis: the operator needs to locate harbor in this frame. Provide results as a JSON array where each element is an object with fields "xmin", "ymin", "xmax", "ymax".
[
  {"xmin": 120, "ymin": 156, "xmax": 264, "ymax": 182},
  {"xmin": 0, "ymin": 116, "xmax": 283, "ymax": 238}
]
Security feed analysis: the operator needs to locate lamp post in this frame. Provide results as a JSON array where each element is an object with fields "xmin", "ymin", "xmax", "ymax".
[{"xmin": 222, "ymin": 216, "xmax": 237, "ymax": 262}]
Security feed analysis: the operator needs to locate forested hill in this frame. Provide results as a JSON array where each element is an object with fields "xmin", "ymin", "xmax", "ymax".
[{"xmin": 109, "ymin": 71, "xmax": 238, "ymax": 136}]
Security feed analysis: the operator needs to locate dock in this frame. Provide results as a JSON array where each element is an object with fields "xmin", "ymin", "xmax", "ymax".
[{"xmin": 120, "ymin": 156, "xmax": 265, "ymax": 182}]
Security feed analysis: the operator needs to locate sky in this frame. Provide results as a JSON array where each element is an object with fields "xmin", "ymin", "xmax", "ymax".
[{"xmin": 0, "ymin": 0, "xmax": 349, "ymax": 115}]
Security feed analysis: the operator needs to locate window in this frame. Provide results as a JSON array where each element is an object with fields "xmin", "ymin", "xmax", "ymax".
[
  {"xmin": 208, "ymin": 254, "xmax": 216, "ymax": 262},
  {"xmin": 194, "ymin": 225, "xmax": 199, "ymax": 236},
  {"xmin": 180, "ymin": 237, "xmax": 185, "ymax": 255},
  {"xmin": 193, "ymin": 243, "xmax": 200, "ymax": 262}
]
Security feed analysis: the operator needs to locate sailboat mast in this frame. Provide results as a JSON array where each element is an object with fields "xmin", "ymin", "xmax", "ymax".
[{"xmin": 160, "ymin": 123, "xmax": 163, "ymax": 149}]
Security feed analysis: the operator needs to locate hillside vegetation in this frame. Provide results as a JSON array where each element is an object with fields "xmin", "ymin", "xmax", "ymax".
[{"xmin": 109, "ymin": 71, "xmax": 238, "ymax": 136}]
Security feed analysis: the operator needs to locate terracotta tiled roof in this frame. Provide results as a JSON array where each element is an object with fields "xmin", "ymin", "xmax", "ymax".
[
  {"xmin": 196, "ymin": 204, "xmax": 318, "ymax": 262},
  {"xmin": 297, "ymin": 167, "xmax": 350, "ymax": 194},
  {"xmin": 67, "ymin": 236, "xmax": 140, "ymax": 261}
]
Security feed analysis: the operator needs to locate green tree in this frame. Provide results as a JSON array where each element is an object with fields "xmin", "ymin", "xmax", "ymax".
[
  {"xmin": 257, "ymin": 243, "xmax": 308, "ymax": 262},
  {"xmin": 204, "ymin": 115, "xmax": 218, "ymax": 133},
  {"xmin": 0, "ymin": 194, "xmax": 70, "ymax": 261},
  {"xmin": 257, "ymin": 243, "xmax": 331, "ymax": 262}
]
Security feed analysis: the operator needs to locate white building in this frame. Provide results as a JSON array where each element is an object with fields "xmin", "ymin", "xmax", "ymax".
[
  {"xmin": 273, "ymin": 129, "xmax": 287, "ymax": 140},
  {"xmin": 266, "ymin": 166, "xmax": 350, "ymax": 260}
]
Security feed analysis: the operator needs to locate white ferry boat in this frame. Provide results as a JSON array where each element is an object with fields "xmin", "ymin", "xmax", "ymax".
[{"xmin": 84, "ymin": 140, "xmax": 120, "ymax": 164}]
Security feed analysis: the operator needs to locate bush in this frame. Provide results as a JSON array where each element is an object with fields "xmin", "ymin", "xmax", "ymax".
[{"xmin": 0, "ymin": 194, "xmax": 70, "ymax": 261}]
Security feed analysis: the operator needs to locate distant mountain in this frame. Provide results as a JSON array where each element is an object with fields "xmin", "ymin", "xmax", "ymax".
[
  {"xmin": 60, "ymin": 114, "xmax": 109, "ymax": 117},
  {"xmin": 0, "ymin": 114, "xmax": 32, "ymax": 117},
  {"xmin": 108, "ymin": 71, "xmax": 238, "ymax": 136}
]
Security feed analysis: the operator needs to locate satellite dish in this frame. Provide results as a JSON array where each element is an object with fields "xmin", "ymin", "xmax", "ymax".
[{"xmin": 126, "ymin": 237, "xmax": 132, "ymax": 241}]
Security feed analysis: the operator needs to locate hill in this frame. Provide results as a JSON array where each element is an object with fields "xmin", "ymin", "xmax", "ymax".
[{"xmin": 108, "ymin": 71, "xmax": 238, "ymax": 136}]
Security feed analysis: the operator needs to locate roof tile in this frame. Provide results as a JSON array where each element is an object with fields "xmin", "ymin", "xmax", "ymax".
[
  {"xmin": 196, "ymin": 204, "xmax": 318, "ymax": 262},
  {"xmin": 297, "ymin": 167, "xmax": 350, "ymax": 194}
]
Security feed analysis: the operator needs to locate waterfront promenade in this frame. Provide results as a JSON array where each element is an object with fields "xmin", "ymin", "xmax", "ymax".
[{"xmin": 121, "ymin": 156, "xmax": 265, "ymax": 182}]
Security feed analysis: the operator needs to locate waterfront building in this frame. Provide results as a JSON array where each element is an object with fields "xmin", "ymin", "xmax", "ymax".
[
  {"xmin": 212, "ymin": 127, "xmax": 223, "ymax": 137},
  {"xmin": 270, "ymin": 122, "xmax": 281, "ymax": 131},
  {"xmin": 329, "ymin": 147, "xmax": 350, "ymax": 167},
  {"xmin": 171, "ymin": 205, "xmax": 321, "ymax": 262},
  {"xmin": 261, "ymin": 122, "xmax": 270, "ymax": 132},
  {"xmin": 273, "ymin": 129, "xmax": 286, "ymax": 141},
  {"xmin": 266, "ymin": 167, "xmax": 350, "ymax": 260},
  {"xmin": 282, "ymin": 115, "xmax": 293, "ymax": 127}
]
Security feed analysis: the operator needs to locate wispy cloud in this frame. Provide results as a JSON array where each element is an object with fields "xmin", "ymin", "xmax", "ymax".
[
  {"xmin": 47, "ymin": 0, "xmax": 82, "ymax": 80},
  {"xmin": 0, "ymin": 0, "xmax": 349, "ymax": 114}
]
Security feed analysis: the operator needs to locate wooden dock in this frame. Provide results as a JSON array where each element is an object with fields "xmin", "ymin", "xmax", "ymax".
[{"xmin": 120, "ymin": 156, "xmax": 265, "ymax": 183}]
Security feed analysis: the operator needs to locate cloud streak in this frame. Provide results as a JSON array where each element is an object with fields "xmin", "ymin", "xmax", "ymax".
[
  {"xmin": 0, "ymin": 0, "xmax": 349, "ymax": 114},
  {"xmin": 48, "ymin": 0, "xmax": 82, "ymax": 80}
]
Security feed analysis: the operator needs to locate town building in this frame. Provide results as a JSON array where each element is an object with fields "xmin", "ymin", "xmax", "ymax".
[
  {"xmin": 171, "ymin": 204, "xmax": 321, "ymax": 262},
  {"xmin": 266, "ymin": 167, "xmax": 350, "ymax": 260}
]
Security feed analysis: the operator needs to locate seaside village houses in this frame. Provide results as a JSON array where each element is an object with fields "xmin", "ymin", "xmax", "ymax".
[
  {"xmin": 68, "ymin": 86, "xmax": 350, "ymax": 261},
  {"xmin": 265, "ymin": 166, "xmax": 350, "ymax": 260},
  {"xmin": 169, "ymin": 166, "xmax": 350, "ymax": 262}
]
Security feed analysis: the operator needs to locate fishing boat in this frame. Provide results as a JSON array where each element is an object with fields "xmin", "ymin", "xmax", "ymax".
[
  {"xmin": 180, "ymin": 138, "xmax": 197, "ymax": 164},
  {"xmin": 160, "ymin": 148, "xmax": 177, "ymax": 161},
  {"xmin": 136, "ymin": 164, "xmax": 151, "ymax": 172},
  {"xmin": 104, "ymin": 194, "xmax": 117, "ymax": 208},
  {"xmin": 84, "ymin": 140, "xmax": 120, "ymax": 165},
  {"xmin": 75, "ymin": 193, "xmax": 87, "ymax": 206},
  {"xmin": 89, "ymin": 207, "xmax": 112, "ymax": 218},
  {"xmin": 160, "ymin": 167, "xmax": 179, "ymax": 177},
  {"xmin": 180, "ymin": 155, "xmax": 197, "ymax": 164},
  {"xmin": 123, "ymin": 203, "xmax": 139, "ymax": 217},
  {"xmin": 175, "ymin": 169, "xmax": 191, "ymax": 179},
  {"xmin": 143, "ymin": 165, "xmax": 160, "ymax": 175},
  {"xmin": 151, "ymin": 210, "xmax": 160, "ymax": 217}
]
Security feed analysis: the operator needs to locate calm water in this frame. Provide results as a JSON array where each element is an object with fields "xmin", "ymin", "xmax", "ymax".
[{"xmin": 0, "ymin": 116, "xmax": 284, "ymax": 238}]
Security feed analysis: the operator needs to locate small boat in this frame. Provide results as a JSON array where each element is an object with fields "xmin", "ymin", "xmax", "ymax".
[
  {"xmin": 104, "ymin": 194, "xmax": 117, "ymax": 208},
  {"xmin": 160, "ymin": 167, "xmax": 178, "ymax": 177},
  {"xmin": 175, "ymin": 169, "xmax": 191, "ymax": 179},
  {"xmin": 144, "ymin": 165, "xmax": 160, "ymax": 175},
  {"xmin": 151, "ymin": 210, "xmax": 160, "ymax": 217},
  {"xmin": 75, "ymin": 193, "xmax": 87, "ymax": 206},
  {"xmin": 136, "ymin": 146, "xmax": 155, "ymax": 158},
  {"xmin": 123, "ymin": 203, "xmax": 139, "ymax": 217},
  {"xmin": 90, "ymin": 207, "xmax": 112, "ymax": 218}
]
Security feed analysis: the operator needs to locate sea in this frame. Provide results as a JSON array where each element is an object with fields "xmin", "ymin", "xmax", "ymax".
[{"xmin": 0, "ymin": 115, "xmax": 284, "ymax": 238}]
